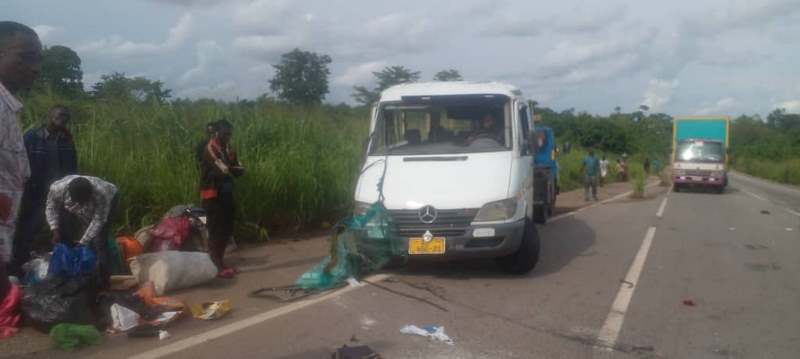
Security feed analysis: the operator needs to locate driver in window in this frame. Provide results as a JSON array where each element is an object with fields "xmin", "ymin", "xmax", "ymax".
[{"xmin": 467, "ymin": 114, "xmax": 503, "ymax": 144}]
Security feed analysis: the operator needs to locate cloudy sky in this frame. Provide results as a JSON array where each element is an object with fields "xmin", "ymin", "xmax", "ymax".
[{"xmin": 6, "ymin": 0, "xmax": 800, "ymax": 115}]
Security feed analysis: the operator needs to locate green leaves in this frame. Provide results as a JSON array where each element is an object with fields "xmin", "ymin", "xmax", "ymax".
[{"xmin": 269, "ymin": 48, "xmax": 332, "ymax": 105}]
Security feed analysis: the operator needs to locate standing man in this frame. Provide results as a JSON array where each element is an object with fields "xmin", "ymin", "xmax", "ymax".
[
  {"xmin": 200, "ymin": 120, "xmax": 244, "ymax": 278},
  {"xmin": 581, "ymin": 148, "xmax": 600, "ymax": 201},
  {"xmin": 11, "ymin": 105, "xmax": 77, "ymax": 274},
  {"xmin": 643, "ymin": 158, "xmax": 651, "ymax": 175},
  {"xmin": 0, "ymin": 21, "xmax": 42, "ymax": 297},
  {"xmin": 46, "ymin": 176, "xmax": 118, "ymax": 289},
  {"xmin": 599, "ymin": 155, "xmax": 609, "ymax": 186}
]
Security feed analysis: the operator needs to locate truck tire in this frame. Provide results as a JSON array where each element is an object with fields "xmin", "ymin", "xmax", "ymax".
[
  {"xmin": 496, "ymin": 218, "xmax": 540, "ymax": 274},
  {"xmin": 534, "ymin": 204, "xmax": 548, "ymax": 224}
]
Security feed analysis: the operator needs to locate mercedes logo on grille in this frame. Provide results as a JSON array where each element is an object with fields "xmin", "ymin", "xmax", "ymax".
[{"xmin": 418, "ymin": 205, "xmax": 438, "ymax": 224}]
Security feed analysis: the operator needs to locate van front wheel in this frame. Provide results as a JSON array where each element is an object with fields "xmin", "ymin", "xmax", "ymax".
[{"xmin": 496, "ymin": 218, "xmax": 540, "ymax": 274}]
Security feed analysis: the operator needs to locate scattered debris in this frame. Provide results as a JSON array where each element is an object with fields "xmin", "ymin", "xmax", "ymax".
[
  {"xmin": 728, "ymin": 227, "xmax": 736, "ymax": 231},
  {"xmin": 760, "ymin": 210, "xmax": 770, "ymax": 215},
  {"xmin": 127, "ymin": 325, "xmax": 161, "ymax": 338},
  {"xmin": 332, "ymin": 344, "xmax": 383, "ymax": 359},
  {"xmin": 787, "ymin": 228, "xmax": 794, "ymax": 232},
  {"xmin": 620, "ymin": 280, "xmax": 634, "ymax": 288},
  {"xmin": 400, "ymin": 324, "xmax": 454, "ymax": 345},
  {"xmin": 110, "ymin": 304, "xmax": 140, "ymax": 332},
  {"xmin": 50, "ymin": 323, "xmax": 103, "ymax": 351},
  {"xmin": 682, "ymin": 299, "xmax": 696, "ymax": 307},
  {"xmin": 190, "ymin": 300, "xmax": 231, "ymax": 320},
  {"xmin": 347, "ymin": 277, "xmax": 365, "ymax": 288},
  {"xmin": 158, "ymin": 330, "xmax": 171, "ymax": 341}
]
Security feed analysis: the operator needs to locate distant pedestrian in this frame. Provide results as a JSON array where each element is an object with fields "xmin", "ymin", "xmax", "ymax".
[
  {"xmin": 581, "ymin": 148, "xmax": 600, "ymax": 201},
  {"xmin": 11, "ymin": 105, "xmax": 78, "ymax": 275},
  {"xmin": 0, "ymin": 21, "xmax": 42, "ymax": 297},
  {"xmin": 200, "ymin": 120, "xmax": 244, "ymax": 279},
  {"xmin": 599, "ymin": 155, "xmax": 609, "ymax": 186},
  {"xmin": 644, "ymin": 158, "xmax": 651, "ymax": 175},
  {"xmin": 46, "ymin": 175, "xmax": 118, "ymax": 290}
]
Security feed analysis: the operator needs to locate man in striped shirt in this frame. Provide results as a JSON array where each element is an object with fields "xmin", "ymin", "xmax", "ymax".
[
  {"xmin": 0, "ymin": 21, "xmax": 41, "ymax": 297},
  {"xmin": 46, "ymin": 175, "xmax": 118, "ymax": 289}
]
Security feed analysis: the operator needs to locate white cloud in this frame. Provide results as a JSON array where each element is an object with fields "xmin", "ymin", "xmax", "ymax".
[
  {"xmin": 32, "ymin": 25, "xmax": 56, "ymax": 43},
  {"xmin": 233, "ymin": 35, "xmax": 296, "ymax": 60},
  {"xmin": 233, "ymin": 0, "xmax": 292, "ymax": 32},
  {"xmin": 642, "ymin": 79, "xmax": 679, "ymax": 112},
  {"xmin": 335, "ymin": 61, "xmax": 387, "ymax": 86},
  {"xmin": 180, "ymin": 40, "xmax": 221, "ymax": 83},
  {"xmin": 775, "ymin": 100, "xmax": 800, "ymax": 113},
  {"xmin": 150, "ymin": 0, "xmax": 233, "ymax": 6},
  {"xmin": 552, "ymin": 4, "xmax": 628, "ymax": 34},
  {"xmin": 695, "ymin": 97, "xmax": 737, "ymax": 115},
  {"xmin": 77, "ymin": 14, "xmax": 193, "ymax": 56}
]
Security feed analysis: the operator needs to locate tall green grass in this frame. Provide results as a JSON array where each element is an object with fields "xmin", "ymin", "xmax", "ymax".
[
  {"xmin": 20, "ymin": 93, "xmax": 369, "ymax": 234},
  {"xmin": 734, "ymin": 157, "xmax": 800, "ymax": 186}
]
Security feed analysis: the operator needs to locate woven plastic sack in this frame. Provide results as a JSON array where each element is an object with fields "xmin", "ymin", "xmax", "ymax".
[
  {"xmin": 50, "ymin": 323, "xmax": 102, "ymax": 351},
  {"xmin": 296, "ymin": 202, "xmax": 404, "ymax": 290},
  {"xmin": 129, "ymin": 251, "xmax": 217, "ymax": 295}
]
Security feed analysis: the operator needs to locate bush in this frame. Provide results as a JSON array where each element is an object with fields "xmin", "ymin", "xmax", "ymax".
[
  {"xmin": 734, "ymin": 157, "xmax": 800, "ymax": 186},
  {"xmin": 628, "ymin": 161, "xmax": 646, "ymax": 198}
]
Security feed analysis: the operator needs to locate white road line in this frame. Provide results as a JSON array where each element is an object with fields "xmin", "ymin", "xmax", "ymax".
[
  {"xmin": 786, "ymin": 208, "xmax": 800, "ymax": 217},
  {"xmin": 596, "ymin": 226, "xmax": 657, "ymax": 349},
  {"xmin": 656, "ymin": 197, "xmax": 668, "ymax": 218},
  {"xmin": 129, "ymin": 274, "xmax": 391, "ymax": 359},
  {"xmin": 741, "ymin": 189, "xmax": 767, "ymax": 202}
]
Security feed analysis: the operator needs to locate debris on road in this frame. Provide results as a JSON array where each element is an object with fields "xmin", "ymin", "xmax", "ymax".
[
  {"xmin": 295, "ymin": 202, "xmax": 406, "ymax": 291},
  {"xmin": 190, "ymin": 300, "xmax": 231, "ymax": 320},
  {"xmin": 400, "ymin": 324, "xmax": 455, "ymax": 345},
  {"xmin": 760, "ymin": 210, "xmax": 770, "ymax": 215},
  {"xmin": 129, "ymin": 251, "xmax": 217, "ymax": 295},
  {"xmin": 158, "ymin": 329, "xmax": 171, "ymax": 340},
  {"xmin": 50, "ymin": 323, "xmax": 102, "ymax": 351},
  {"xmin": 110, "ymin": 303, "xmax": 140, "ymax": 332},
  {"xmin": 0, "ymin": 284, "xmax": 22, "ymax": 339},
  {"xmin": 682, "ymin": 299, "xmax": 696, "ymax": 306},
  {"xmin": 332, "ymin": 344, "xmax": 383, "ymax": 359}
]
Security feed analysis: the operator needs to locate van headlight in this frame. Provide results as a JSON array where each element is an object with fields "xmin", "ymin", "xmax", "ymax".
[
  {"xmin": 673, "ymin": 169, "xmax": 686, "ymax": 176},
  {"xmin": 474, "ymin": 197, "xmax": 519, "ymax": 222},
  {"xmin": 353, "ymin": 201, "xmax": 371, "ymax": 216},
  {"xmin": 710, "ymin": 171, "xmax": 724, "ymax": 178}
]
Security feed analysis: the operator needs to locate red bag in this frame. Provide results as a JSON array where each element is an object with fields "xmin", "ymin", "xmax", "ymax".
[
  {"xmin": 0, "ymin": 284, "xmax": 22, "ymax": 339},
  {"xmin": 148, "ymin": 216, "xmax": 191, "ymax": 252}
]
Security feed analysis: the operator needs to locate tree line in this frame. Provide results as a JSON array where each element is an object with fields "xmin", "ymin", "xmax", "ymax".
[{"xmin": 29, "ymin": 44, "xmax": 800, "ymax": 164}]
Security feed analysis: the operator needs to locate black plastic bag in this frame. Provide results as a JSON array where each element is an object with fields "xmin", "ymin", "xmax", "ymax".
[{"xmin": 21, "ymin": 276, "xmax": 97, "ymax": 333}]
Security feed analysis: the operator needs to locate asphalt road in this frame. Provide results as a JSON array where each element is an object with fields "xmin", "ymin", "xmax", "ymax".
[{"xmin": 8, "ymin": 174, "xmax": 799, "ymax": 359}]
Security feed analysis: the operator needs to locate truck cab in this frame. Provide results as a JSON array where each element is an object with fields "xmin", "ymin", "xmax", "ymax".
[
  {"xmin": 672, "ymin": 116, "xmax": 731, "ymax": 193},
  {"xmin": 353, "ymin": 81, "xmax": 540, "ymax": 274}
]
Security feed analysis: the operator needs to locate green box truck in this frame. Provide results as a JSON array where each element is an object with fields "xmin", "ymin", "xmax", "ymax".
[{"xmin": 672, "ymin": 116, "xmax": 731, "ymax": 193}]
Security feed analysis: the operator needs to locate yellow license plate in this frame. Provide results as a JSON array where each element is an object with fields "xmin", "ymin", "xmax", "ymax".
[{"xmin": 408, "ymin": 237, "xmax": 446, "ymax": 255}]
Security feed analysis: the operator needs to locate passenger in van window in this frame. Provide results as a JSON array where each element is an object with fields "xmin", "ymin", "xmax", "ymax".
[
  {"xmin": 428, "ymin": 114, "xmax": 451, "ymax": 142},
  {"xmin": 466, "ymin": 113, "xmax": 503, "ymax": 145}
]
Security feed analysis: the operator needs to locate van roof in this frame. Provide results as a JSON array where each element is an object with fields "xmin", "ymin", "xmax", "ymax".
[{"xmin": 379, "ymin": 81, "xmax": 522, "ymax": 102}]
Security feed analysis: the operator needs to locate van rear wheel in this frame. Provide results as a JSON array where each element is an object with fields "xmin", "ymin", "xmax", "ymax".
[{"xmin": 496, "ymin": 218, "xmax": 540, "ymax": 274}]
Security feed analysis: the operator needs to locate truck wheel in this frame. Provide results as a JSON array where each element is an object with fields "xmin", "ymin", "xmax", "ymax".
[
  {"xmin": 496, "ymin": 218, "xmax": 540, "ymax": 274},
  {"xmin": 534, "ymin": 204, "xmax": 548, "ymax": 224}
]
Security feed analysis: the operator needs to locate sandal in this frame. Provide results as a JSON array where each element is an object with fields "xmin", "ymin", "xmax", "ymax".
[{"xmin": 217, "ymin": 268, "xmax": 236, "ymax": 279}]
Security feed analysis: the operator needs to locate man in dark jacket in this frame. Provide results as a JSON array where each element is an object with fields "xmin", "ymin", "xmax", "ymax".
[
  {"xmin": 200, "ymin": 119, "xmax": 243, "ymax": 278},
  {"xmin": 11, "ymin": 105, "xmax": 77, "ymax": 274}
]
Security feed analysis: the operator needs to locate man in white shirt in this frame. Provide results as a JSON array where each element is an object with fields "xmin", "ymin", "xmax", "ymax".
[
  {"xmin": 46, "ymin": 175, "xmax": 118, "ymax": 289},
  {"xmin": 0, "ymin": 21, "xmax": 41, "ymax": 297}
]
